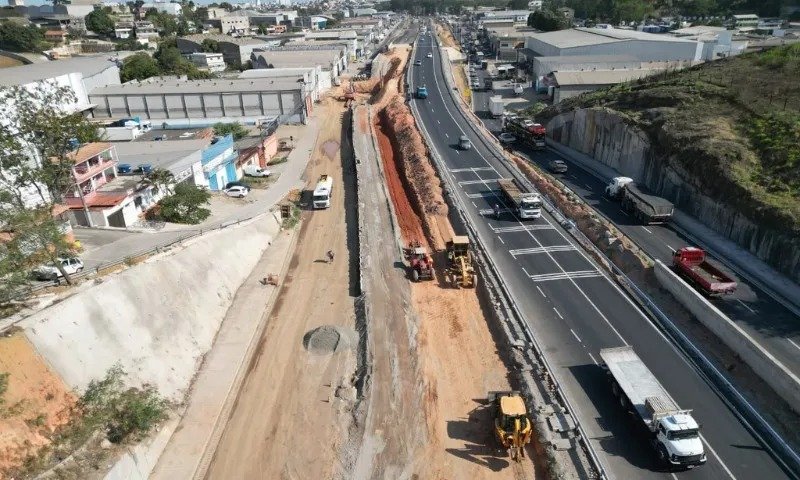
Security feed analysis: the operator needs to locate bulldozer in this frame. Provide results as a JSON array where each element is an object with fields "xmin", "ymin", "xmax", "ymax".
[
  {"xmin": 404, "ymin": 240, "xmax": 434, "ymax": 282},
  {"xmin": 488, "ymin": 391, "xmax": 532, "ymax": 462},
  {"xmin": 444, "ymin": 235, "xmax": 476, "ymax": 288}
]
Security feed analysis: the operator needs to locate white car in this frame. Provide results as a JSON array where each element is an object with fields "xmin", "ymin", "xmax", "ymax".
[
  {"xmin": 34, "ymin": 257, "xmax": 83, "ymax": 281},
  {"xmin": 224, "ymin": 185, "xmax": 249, "ymax": 198},
  {"xmin": 499, "ymin": 133, "xmax": 517, "ymax": 144},
  {"xmin": 426, "ymin": 52, "xmax": 433, "ymax": 58}
]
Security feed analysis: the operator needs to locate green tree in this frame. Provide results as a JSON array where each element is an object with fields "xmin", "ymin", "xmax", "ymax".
[
  {"xmin": 213, "ymin": 122, "xmax": 248, "ymax": 140},
  {"xmin": 115, "ymin": 37, "xmax": 148, "ymax": 51},
  {"xmin": 85, "ymin": 8, "xmax": 115, "ymax": 37},
  {"xmin": 0, "ymin": 23, "xmax": 46, "ymax": 52},
  {"xmin": 508, "ymin": 0, "xmax": 530, "ymax": 8},
  {"xmin": 611, "ymin": 0, "xmax": 654, "ymax": 23},
  {"xmin": 120, "ymin": 53, "xmax": 160, "ymax": 82},
  {"xmin": 201, "ymin": 38, "xmax": 219, "ymax": 52},
  {"xmin": 528, "ymin": 10, "xmax": 568, "ymax": 31},
  {"xmin": 154, "ymin": 44, "xmax": 183, "ymax": 71},
  {"xmin": 157, "ymin": 183, "xmax": 211, "ymax": 224},
  {"xmin": 0, "ymin": 85, "xmax": 101, "ymax": 289},
  {"xmin": 145, "ymin": 9, "xmax": 179, "ymax": 37},
  {"xmin": 141, "ymin": 168, "xmax": 174, "ymax": 196}
]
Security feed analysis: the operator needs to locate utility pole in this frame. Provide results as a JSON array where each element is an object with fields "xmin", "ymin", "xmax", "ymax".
[{"xmin": 71, "ymin": 166, "xmax": 95, "ymax": 228}]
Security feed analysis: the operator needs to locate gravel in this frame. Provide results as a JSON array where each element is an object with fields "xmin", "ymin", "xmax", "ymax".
[{"xmin": 303, "ymin": 325, "xmax": 358, "ymax": 355}]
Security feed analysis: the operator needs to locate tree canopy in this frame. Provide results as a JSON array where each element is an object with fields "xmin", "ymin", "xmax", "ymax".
[
  {"xmin": 213, "ymin": 122, "xmax": 248, "ymax": 140},
  {"xmin": 528, "ymin": 9, "xmax": 569, "ymax": 31},
  {"xmin": 0, "ymin": 23, "xmax": 46, "ymax": 52},
  {"xmin": 120, "ymin": 53, "xmax": 160, "ymax": 82},
  {"xmin": 85, "ymin": 7, "xmax": 115, "ymax": 37}
]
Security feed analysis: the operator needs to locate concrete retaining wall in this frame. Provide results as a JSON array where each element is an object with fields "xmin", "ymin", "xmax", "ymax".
[
  {"xmin": 21, "ymin": 215, "xmax": 280, "ymax": 401},
  {"xmin": 654, "ymin": 260, "xmax": 800, "ymax": 412}
]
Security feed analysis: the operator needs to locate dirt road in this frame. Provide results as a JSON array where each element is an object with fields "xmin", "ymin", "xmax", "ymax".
[{"xmin": 206, "ymin": 98, "xmax": 359, "ymax": 480}]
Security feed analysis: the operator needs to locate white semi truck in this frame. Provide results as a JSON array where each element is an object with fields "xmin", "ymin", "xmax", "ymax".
[
  {"xmin": 600, "ymin": 346, "xmax": 706, "ymax": 469},
  {"xmin": 312, "ymin": 174, "xmax": 333, "ymax": 209},
  {"xmin": 497, "ymin": 179, "xmax": 542, "ymax": 219}
]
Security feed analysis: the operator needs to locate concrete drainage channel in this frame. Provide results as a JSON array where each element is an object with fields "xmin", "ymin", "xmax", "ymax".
[
  {"xmin": 408, "ymin": 39, "xmax": 597, "ymax": 479},
  {"xmin": 426, "ymin": 34, "xmax": 800, "ymax": 477}
]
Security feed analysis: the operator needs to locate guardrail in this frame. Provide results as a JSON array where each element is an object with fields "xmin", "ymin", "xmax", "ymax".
[
  {"xmin": 428, "ymin": 33, "xmax": 800, "ymax": 479},
  {"xmin": 408, "ymin": 34, "xmax": 603, "ymax": 479}
]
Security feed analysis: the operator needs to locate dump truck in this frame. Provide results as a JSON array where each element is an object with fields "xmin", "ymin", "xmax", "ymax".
[
  {"xmin": 600, "ymin": 346, "xmax": 706, "ymax": 469},
  {"xmin": 672, "ymin": 247, "xmax": 737, "ymax": 295},
  {"xmin": 488, "ymin": 391, "xmax": 532, "ymax": 462},
  {"xmin": 497, "ymin": 178, "xmax": 542, "ymax": 219},
  {"xmin": 444, "ymin": 235, "xmax": 476, "ymax": 288},
  {"xmin": 416, "ymin": 85, "xmax": 428, "ymax": 99},
  {"xmin": 505, "ymin": 118, "xmax": 546, "ymax": 149},
  {"xmin": 605, "ymin": 177, "xmax": 673, "ymax": 224},
  {"xmin": 312, "ymin": 174, "xmax": 333, "ymax": 209},
  {"xmin": 489, "ymin": 96, "xmax": 504, "ymax": 118}
]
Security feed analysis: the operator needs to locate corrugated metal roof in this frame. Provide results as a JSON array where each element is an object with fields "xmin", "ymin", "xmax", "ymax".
[
  {"xmin": 0, "ymin": 55, "xmax": 118, "ymax": 87},
  {"xmin": 552, "ymin": 69, "xmax": 659, "ymax": 86},
  {"xmin": 90, "ymin": 77, "xmax": 305, "ymax": 95}
]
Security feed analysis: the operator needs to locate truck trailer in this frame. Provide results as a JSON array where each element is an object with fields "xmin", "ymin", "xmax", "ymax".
[
  {"xmin": 488, "ymin": 96, "xmax": 504, "ymax": 118},
  {"xmin": 672, "ymin": 247, "xmax": 737, "ymax": 295},
  {"xmin": 605, "ymin": 177, "xmax": 673, "ymax": 224},
  {"xmin": 497, "ymin": 179, "xmax": 542, "ymax": 219},
  {"xmin": 312, "ymin": 174, "xmax": 333, "ymax": 209},
  {"xmin": 600, "ymin": 346, "xmax": 706, "ymax": 469},
  {"xmin": 504, "ymin": 118, "xmax": 546, "ymax": 149}
]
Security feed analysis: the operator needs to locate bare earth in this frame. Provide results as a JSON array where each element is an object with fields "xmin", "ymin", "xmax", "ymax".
[{"xmin": 205, "ymin": 98, "xmax": 358, "ymax": 479}]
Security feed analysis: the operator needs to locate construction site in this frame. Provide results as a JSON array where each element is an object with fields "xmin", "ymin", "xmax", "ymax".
[{"xmin": 204, "ymin": 45, "xmax": 542, "ymax": 479}]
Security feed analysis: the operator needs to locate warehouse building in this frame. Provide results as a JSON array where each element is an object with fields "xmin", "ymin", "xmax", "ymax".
[
  {"xmin": 177, "ymin": 34, "xmax": 270, "ymax": 66},
  {"xmin": 530, "ymin": 54, "xmax": 641, "ymax": 78},
  {"xmin": 524, "ymin": 27, "xmax": 703, "ymax": 62},
  {"xmin": 88, "ymin": 77, "xmax": 311, "ymax": 124},
  {"xmin": 250, "ymin": 43, "xmax": 348, "ymax": 78},
  {"xmin": 546, "ymin": 69, "xmax": 659, "ymax": 103}
]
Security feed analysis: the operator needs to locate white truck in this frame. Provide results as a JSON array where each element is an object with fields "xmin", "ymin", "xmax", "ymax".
[
  {"xmin": 243, "ymin": 164, "xmax": 271, "ymax": 177},
  {"xmin": 600, "ymin": 346, "xmax": 706, "ymax": 469},
  {"xmin": 312, "ymin": 174, "xmax": 333, "ymax": 209},
  {"xmin": 497, "ymin": 179, "xmax": 542, "ymax": 219},
  {"xmin": 488, "ymin": 96, "xmax": 504, "ymax": 118},
  {"xmin": 605, "ymin": 177, "xmax": 674, "ymax": 224}
]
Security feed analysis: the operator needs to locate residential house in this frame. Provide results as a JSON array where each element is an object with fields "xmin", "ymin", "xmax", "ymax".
[
  {"xmin": 114, "ymin": 21, "xmax": 134, "ymax": 39},
  {"xmin": 44, "ymin": 29, "xmax": 69, "ymax": 45},
  {"xmin": 188, "ymin": 52, "xmax": 226, "ymax": 72},
  {"xmin": 134, "ymin": 21, "xmax": 159, "ymax": 41},
  {"xmin": 234, "ymin": 131, "xmax": 278, "ymax": 178}
]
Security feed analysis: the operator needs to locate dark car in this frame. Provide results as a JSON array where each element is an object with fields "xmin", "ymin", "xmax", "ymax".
[
  {"xmin": 548, "ymin": 160, "xmax": 568, "ymax": 173},
  {"xmin": 225, "ymin": 181, "xmax": 251, "ymax": 191}
]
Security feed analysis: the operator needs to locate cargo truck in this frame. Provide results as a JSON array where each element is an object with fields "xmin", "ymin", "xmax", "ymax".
[
  {"xmin": 600, "ymin": 346, "xmax": 706, "ymax": 469},
  {"xmin": 312, "ymin": 174, "xmax": 333, "ymax": 209},
  {"xmin": 488, "ymin": 96, "xmax": 504, "ymax": 118},
  {"xmin": 497, "ymin": 178, "xmax": 542, "ymax": 219},
  {"xmin": 672, "ymin": 247, "xmax": 737, "ymax": 295},
  {"xmin": 505, "ymin": 118, "xmax": 546, "ymax": 149},
  {"xmin": 605, "ymin": 177, "xmax": 673, "ymax": 224},
  {"xmin": 416, "ymin": 85, "xmax": 428, "ymax": 99}
]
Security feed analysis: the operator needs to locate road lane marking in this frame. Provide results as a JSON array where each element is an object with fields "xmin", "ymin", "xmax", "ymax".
[
  {"xmin": 587, "ymin": 352, "xmax": 598, "ymax": 365},
  {"xmin": 450, "ymin": 167, "xmax": 495, "ymax": 173},
  {"xmin": 736, "ymin": 298, "xmax": 757, "ymax": 314},
  {"xmin": 471, "ymin": 201, "xmax": 477, "ymax": 207},
  {"xmin": 497, "ymin": 236, "xmax": 505, "ymax": 245},
  {"xmin": 459, "ymin": 179, "xmax": 502, "ymax": 186},
  {"xmin": 536, "ymin": 286, "xmax": 546, "ymax": 298},
  {"xmin": 570, "ymin": 328, "xmax": 582, "ymax": 343},
  {"xmin": 466, "ymin": 192, "xmax": 492, "ymax": 199},
  {"xmin": 642, "ymin": 226, "xmax": 653, "ymax": 234},
  {"xmin": 491, "ymin": 224, "xmax": 555, "ymax": 233},
  {"xmin": 620, "ymin": 210, "xmax": 630, "ymax": 217},
  {"xmin": 787, "ymin": 338, "xmax": 800, "ymax": 352},
  {"xmin": 444, "ymin": 133, "xmax": 449, "ymax": 138},
  {"xmin": 480, "ymin": 208, "xmax": 510, "ymax": 216},
  {"xmin": 528, "ymin": 270, "xmax": 604, "ymax": 282},
  {"xmin": 522, "ymin": 267, "xmax": 530, "ymax": 277},
  {"xmin": 699, "ymin": 433, "xmax": 737, "ymax": 480},
  {"xmin": 553, "ymin": 308, "xmax": 563, "ymax": 320},
  {"xmin": 509, "ymin": 245, "xmax": 577, "ymax": 257},
  {"xmin": 666, "ymin": 245, "xmax": 676, "ymax": 252}
]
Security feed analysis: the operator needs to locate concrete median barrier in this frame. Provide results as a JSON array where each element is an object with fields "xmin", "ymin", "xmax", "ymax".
[{"xmin": 654, "ymin": 260, "xmax": 800, "ymax": 413}]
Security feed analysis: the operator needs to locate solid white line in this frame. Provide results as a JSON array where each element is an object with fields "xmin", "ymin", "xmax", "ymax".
[
  {"xmin": 671, "ymin": 473, "xmax": 680, "ymax": 480},
  {"xmin": 736, "ymin": 298, "xmax": 757, "ymax": 314},
  {"xmin": 570, "ymin": 328, "xmax": 582, "ymax": 343},
  {"xmin": 666, "ymin": 245, "xmax": 676, "ymax": 252},
  {"xmin": 553, "ymin": 307, "xmax": 563, "ymax": 320},
  {"xmin": 471, "ymin": 201, "xmax": 477, "ymax": 208},
  {"xmin": 620, "ymin": 210, "xmax": 630, "ymax": 217},
  {"xmin": 497, "ymin": 236, "xmax": 505, "ymax": 245},
  {"xmin": 787, "ymin": 338, "xmax": 800, "ymax": 352},
  {"xmin": 536, "ymin": 286, "xmax": 546, "ymax": 298},
  {"xmin": 699, "ymin": 433, "xmax": 737, "ymax": 480},
  {"xmin": 642, "ymin": 226, "xmax": 653, "ymax": 234},
  {"xmin": 587, "ymin": 352, "xmax": 596, "ymax": 366},
  {"xmin": 521, "ymin": 267, "xmax": 530, "ymax": 277}
]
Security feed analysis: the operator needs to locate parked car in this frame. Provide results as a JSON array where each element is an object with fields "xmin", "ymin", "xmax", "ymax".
[
  {"xmin": 34, "ymin": 257, "xmax": 83, "ymax": 281},
  {"xmin": 499, "ymin": 133, "xmax": 517, "ymax": 144},
  {"xmin": 224, "ymin": 185, "xmax": 249, "ymax": 198},
  {"xmin": 224, "ymin": 181, "xmax": 251, "ymax": 191},
  {"xmin": 548, "ymin": 160, "xmax": 568, "ymax": 173},
  {"xmin": 243, "ymin": 165, "xmax": 271, "ymax": 177},
  {"xmin": 458, "ymin": 135, "xmax": 472, "ymax": 150}
]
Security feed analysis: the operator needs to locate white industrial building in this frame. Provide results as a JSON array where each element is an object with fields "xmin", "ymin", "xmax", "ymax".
[
  {"xmin": 188, "ymin": 52, "xmax": 226, "ymax": 72},
  {"xmin": 547, "ymin": 69, "xmax": 659, "ymax": 103},
  {"xmin": 524, "ymin": 27, "xmax": 703, "ymax": 62},
  {"xmin": 239, "ymin": 67, "xmax": 325, "ymax": 102},
  {"xmin": 531, "ymin": 54, "xmax": 641, "ymax": 78}
]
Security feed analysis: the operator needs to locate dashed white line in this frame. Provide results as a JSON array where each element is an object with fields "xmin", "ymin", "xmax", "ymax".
[
  {"xmin": 620, "ymin": 210, "xmax": 631, "ymax": 217},
  {"xmin": 553, "ymin": 308, "xmax": 563, "ymax": 320},
  {"xmin": 786, "ymin": 338, "xmax": 800, "ymax": 352},
  {"xmin": 666, "ymin": 245, "xmax": 676, "ymax": 252},
  {"xmin": 497, "ymin": 236, "xmax": 505, "ymax": 245},
  {"xmin": 521, "ymin": 267, "xmax": 531, "ymax": 277},
  {"xmin": 471, "ymin": 201, "xmax": 477, "ymax": 208},
  {"xmin": 587, "ymin": 352, "xmax": 598, "ymax": 365},
  {"xmin": 570, "ymin": 328, "xmax": 582, "ymax": 343},
  {"xmin": 736, "ymin": 299, "xmax": 757, "ymax": 314},
  {"xmin": 437, "ymin": 119, "xmax": 441, "ymax": 124},
  {"xmin": 642, "ymin": 226, "xmax": 653, "ymax": 234},
  {"xmin": 444, "ymin": 133, "xmax": 449, "ymax": 138},
  {"xmin": 536, "ymin": 286, "xmax": 546, "ymax": 298}
]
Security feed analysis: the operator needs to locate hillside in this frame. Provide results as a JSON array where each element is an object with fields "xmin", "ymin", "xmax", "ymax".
[{"xmin": 541, "ymin": 44, "xmax": 800, "ymax": 235}]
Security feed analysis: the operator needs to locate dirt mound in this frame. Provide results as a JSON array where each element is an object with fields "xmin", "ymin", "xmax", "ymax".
[{"xmin": 303, "ymin": 325, "xmax": 357, "ymax": 355}]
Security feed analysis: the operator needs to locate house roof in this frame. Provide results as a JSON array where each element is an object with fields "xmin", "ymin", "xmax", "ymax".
[
  {"xmin": 552, "ymin": 69, "xmax": 658, "ymax": 86},
  {"xmin": 68, "ymin": 142, "xmax": 113, "ymax": 163}
]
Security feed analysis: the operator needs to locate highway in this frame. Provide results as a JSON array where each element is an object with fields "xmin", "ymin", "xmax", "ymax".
[{"xmin": 409, "ymin": 31, "xmax": 795, "ymax": 480}]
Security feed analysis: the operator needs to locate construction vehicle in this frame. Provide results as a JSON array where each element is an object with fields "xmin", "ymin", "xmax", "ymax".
[
  {"xmin": 504, "ymin": 118, "xmax": 546, "ymax": 149},
  {"xmin": 488, "ymin": 391, "xmax": 532, "ymax": 462},
  {"xmin": 600, "ymin": 346, "xmax": 706, "ymax": 469},
  {"xmin": 312, "ymin": 174, "xmax": 333, "ymax": 209},
  {"xmin": 444, "ymin": 235, "xmax": 476, "ymax": 288},
  {"xmin": 497, "ymin": 178, "xmax": 542, "ymax": 219},
  {"xmin": 672, "ymin": 247, "xmax": 737, "ymax": 295},
  {"xmin": 605, "ymin": 177, "xmax": 673, "ymax": 224},
  {"xmin": 404, "ymin": 240, "xmax": 434, "ymax": 282}
]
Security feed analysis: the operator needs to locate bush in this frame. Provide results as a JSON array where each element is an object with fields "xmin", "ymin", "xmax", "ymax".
[
  {"xmin": 213, "ymin": 122, "xmax": 248, "ymax": 140},
  {"xmin": 157, "ymin": 183, "xmax": 211, "ymax": 224}
]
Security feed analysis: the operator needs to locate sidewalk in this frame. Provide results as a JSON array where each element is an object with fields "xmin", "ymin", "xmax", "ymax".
[
  {"xmin": 547, "ymin": 139, "xmax": 800, "ymax": 317},
  {"xmin": 150, "ymin": 214, "xmax": 298, "ymax": 480}
]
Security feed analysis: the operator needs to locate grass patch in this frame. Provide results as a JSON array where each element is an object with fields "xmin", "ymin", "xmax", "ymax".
[{"xmin": 281, "ymin": 204, "xmax": 302, "ymax": 230}]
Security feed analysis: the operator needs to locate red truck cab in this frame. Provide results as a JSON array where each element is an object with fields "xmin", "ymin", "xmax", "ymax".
[{"xmin": 672, "ymin": 247, "xmax": 737, "ymax": 295}]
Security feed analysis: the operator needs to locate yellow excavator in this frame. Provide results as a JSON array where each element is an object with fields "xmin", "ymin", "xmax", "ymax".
[
  {"xmin": 445, "ymin": 235, "xmax": 477, "ymax": 288},
  {"xmin": 488, "ymin": 391, "xmax": 532, "ymax": 462}
]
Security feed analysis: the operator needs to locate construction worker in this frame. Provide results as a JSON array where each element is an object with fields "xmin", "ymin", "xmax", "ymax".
[{"xmin": 327, "ymin": 250, "xmax": 335, "ymax": 263}]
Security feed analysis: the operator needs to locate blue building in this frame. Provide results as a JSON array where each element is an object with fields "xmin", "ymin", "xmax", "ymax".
[{"xmin": 201, "ymin": 134, "xmax": 239, "ymax": 190}]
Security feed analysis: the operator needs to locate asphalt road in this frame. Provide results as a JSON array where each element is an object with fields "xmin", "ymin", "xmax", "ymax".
[
  {"xmin": 410, "ymin": 31, "xmax": 794, "ymax": 480},
  {"xmin": 470, "ymin": 79, "xmax": 800, "ymax": 384}
]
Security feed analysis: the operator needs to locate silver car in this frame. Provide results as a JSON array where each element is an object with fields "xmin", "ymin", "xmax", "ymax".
[{"xmin": 459, "ymin": 135, "xmax": 472, "ymax": 150}]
